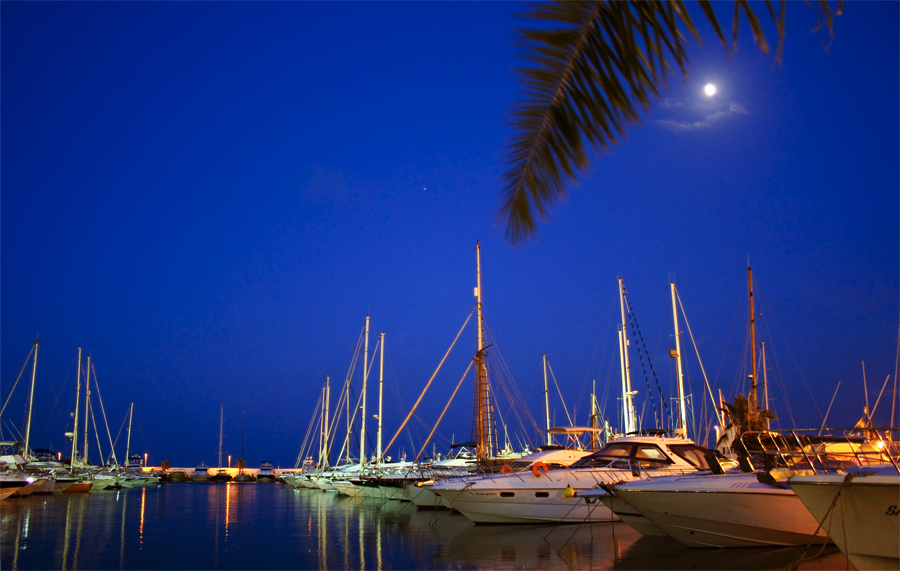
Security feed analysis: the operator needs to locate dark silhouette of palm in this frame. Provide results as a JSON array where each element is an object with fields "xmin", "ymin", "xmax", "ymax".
[{"xmin": 500, "ymin": 0, "xmax": 842, "ymax": 243}]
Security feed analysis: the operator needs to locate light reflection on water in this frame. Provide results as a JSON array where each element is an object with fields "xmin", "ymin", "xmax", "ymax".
[{"xmin": 1, "ymin": 483, "xmax": 850, "ymax": 570}]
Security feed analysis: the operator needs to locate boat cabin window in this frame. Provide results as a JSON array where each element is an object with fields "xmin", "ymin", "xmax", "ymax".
[
  {"xmin": 597, "ymin": 444, "xmax": 632, "ymax": 457},
  {"xmin": 569, "ymin": 442, "xmax": 673, "ymax": 469},
  {"xmin": 634, "ymin": 446, "xmax": 668, "ymax": 461},
  {"xmin": 667, "ymin": 444, "xmax": 715, "ymax": 469}
]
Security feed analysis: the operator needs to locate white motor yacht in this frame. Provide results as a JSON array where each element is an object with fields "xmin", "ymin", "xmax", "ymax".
[
  {"xmin": 431, "ymin": 434, "xmax": 712, "ymax": 524},
  {"xmin": 609, "ymin": 431, "xmax": 890, "ymax": 548}
]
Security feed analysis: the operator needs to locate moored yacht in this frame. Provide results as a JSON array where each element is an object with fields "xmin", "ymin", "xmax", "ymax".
[
  {"xmin": 256, "ymin": 461, "xmax": 276, "ymax": 482},
  {"xmin": 432, "ymin": 433, "xmax": 713, "ymax": 524},
  {"xmin": 609, "ymin": 430, "xmax": 890, "ymax": 548},
  {"xmin": 191, "ymin": 462, "xmax": 211, "ymax": 482}
]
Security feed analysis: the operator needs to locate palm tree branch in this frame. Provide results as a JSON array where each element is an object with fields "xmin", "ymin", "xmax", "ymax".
[
  {"xmin": 499, "ymin": 1, "xmax": 704, "ymax": 243},
  {"xmin": 499, "ymin": 1, "xmax": 838, "ymax": 244}
]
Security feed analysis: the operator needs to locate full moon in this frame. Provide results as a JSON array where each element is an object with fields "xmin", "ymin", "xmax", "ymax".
[{"xmin": 704, "ymin": 83, "xmax": 717, "ymax": 97}]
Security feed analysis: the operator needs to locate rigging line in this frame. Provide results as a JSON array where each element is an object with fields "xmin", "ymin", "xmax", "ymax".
[
  {"xmin": 758, "ymin": 289, "xmax": 821, "ymax": 422},
  {"xmin": 294, "ymin": 391, "xmax": 323, "ymax": 468},
  {"xmin": 547, "ymin": 360, "xmax": 575, "ymax": 427},
  {"xmin": 483, "ymin": 324, "xmax": 541, "ymax": 436},
  {"xmin": 379, "ymin": 309, "xmax": 474, "ymax": 463},
  {"xmin": 415, "ymin": 359, "xmax": 474, "ymax": 462},
  {"xmin": 623, "ymin": 287, "xmax": 664, "ymax": 428},
  {"xmin": 0, "ymin": 343, "xmax": 35, "ymax": 419},
  {"xmin": 488, "ymin": 349, "xmax": 539, "ymax": 448},
  {"xmin": 676, "ymin": 289, "xmax": 721, "ymax": 428},
  {"xmin": 870, "ymin": 374, "xmax": 893, "ymax": 418},
  {"xmin": 111, "ymin": 408, "xmax": 129, "ymax": 459},
  {"xmin": 89, "ymin": 364, "xmax": 118, "ymax": 466},
  {"xmin": 89, "ymin": 393, "xmax": 105, "ymax": 466},
  {"xmin": 893, "ymin": 320, "xmax": 899, "ymax": 429},
  {"xmin": 760, "ymin": 328, "xmax": 797, "ymax": 429}
]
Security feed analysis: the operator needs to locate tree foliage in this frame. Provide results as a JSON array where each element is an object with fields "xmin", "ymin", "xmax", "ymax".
[
  {"xmin": 718, "ymin": 392, "xmax": 777, "ymax": 434},
  {"xmin": 499, "ymin": 0, "xmax": 842, "ymax": 244}
]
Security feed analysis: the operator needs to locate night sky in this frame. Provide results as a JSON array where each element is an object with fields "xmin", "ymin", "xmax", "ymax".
[{"xmin": 2, "ymin": 1, "xmax": 897, "ymax": 469}]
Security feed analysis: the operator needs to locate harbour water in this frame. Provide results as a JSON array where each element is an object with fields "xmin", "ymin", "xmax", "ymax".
[{"xmin": 1, "ymin": 482, "xmax": 851, "ymax": 570}]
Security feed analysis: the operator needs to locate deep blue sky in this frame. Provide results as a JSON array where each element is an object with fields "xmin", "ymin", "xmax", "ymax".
[{"xmin": 2, "ymin": 2, "xmax": 897, "ymax": 468}]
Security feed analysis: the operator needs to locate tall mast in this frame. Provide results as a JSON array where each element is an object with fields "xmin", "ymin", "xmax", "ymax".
[
  {"xmin": 473, "ymin": 241, "xmax": 495, "ymax": 461},
  {"xmin": 124, "ymin": 402, "xmax": 134, "ymax": 468},
  {"xmin": 218, "ymin": 403, "xmax": 224, "ymax": 468},
  {"xmin": 670, "ymin": 284, "xmax": 688, "ymax": 437},
  {"xmin": 82, "ymin": 355, "xmax": 92, "ymax": 464},
  {"xmin": 70, "ymin": 347, "xmax": 83, "ymax": 469},
  {"xmin": 320, "ymin": 376, "xmax": 330, "ymax": 468},
  {"xmin": 543, "ymin": 354, "xmax": 551, "ymax": 446},
  {"xmin": 748, "ymin": 266, "xmax": 758, "ymax": 403},
  {"xmin": 590, "ymin": 381, "xmax": 599, "ymax": 449},
  {"xmin": 360, "ymin": 315, "xmax": 369, "ymax": 470},
  {"xmin": 23, "ymin": 339, "xmax": 39, "ymax": 459},
  {"xmin": 376, "ymin": 332, "xmax": 384, "ymax": 462},
  {"xmin": 617, "ymin": 279, "xmax": 637, "ymax": 435},
  {"xmin": 762, "ymin": 342, "xmax": 770, "ymax": 430}
]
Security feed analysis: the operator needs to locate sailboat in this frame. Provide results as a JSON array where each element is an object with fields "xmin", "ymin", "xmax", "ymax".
[
  {"xmin": 430, "ymin": 275, "xmax": 714, "ymax": 524},
  {"xmin": 233, "ymin": 412, "xmax": 256, "ymax": 482}
]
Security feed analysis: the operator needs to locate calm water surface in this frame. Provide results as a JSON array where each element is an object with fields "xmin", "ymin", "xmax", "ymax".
[{"xmin": 1, "ymin": 482, "xmax": 851, "ymax": 570}]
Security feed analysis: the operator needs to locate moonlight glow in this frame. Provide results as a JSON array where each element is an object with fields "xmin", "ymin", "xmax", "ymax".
[{"xmin": 704, "ymin": 83, "xmax": 717, "ymax": 97}]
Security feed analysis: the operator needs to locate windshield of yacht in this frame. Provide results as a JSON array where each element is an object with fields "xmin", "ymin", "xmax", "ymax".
[
  {"xmin": 569, "ymin": 442, "xmax": 674, "ymax": 469},
  {"xmin": 667, "ymin": 444, "xmax": 715, "ymax": 469}
]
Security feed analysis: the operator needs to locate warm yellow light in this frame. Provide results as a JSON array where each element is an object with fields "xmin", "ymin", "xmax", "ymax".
[{"xmin": 704, "ymin": 83, "xmax": 717, "ymax": 97}]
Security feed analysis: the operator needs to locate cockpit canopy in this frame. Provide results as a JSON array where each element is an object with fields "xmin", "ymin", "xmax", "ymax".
[{"xmin": 570, "ymin": 441, "xmax": 713, "ymax": 470}]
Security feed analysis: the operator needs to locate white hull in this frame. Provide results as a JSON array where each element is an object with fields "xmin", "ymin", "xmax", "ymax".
[
  {"xmin": 430, "ymin": 434, "xmax": 709, "ymax": 525},
  {"xmin": 596, "ymin": 492, "xmax": 666, "ymax": 536},
  {"xmin": 405, "ymin": 482, "xmax": 450, "ymax": 509},
  {"xmin": 330, "ymin": 480, "xmax": 363, "ymax": 498},
  {"xmin": 789, "ymin": 466, "xmax": 900, "ymax": 571},
  {"xmin": 615, "ymin": 473, "xmax": 829, "ymax": 548},
  {"xmin": 440, "ymin": 483, "xmax": 617, "ymax": 524},
  {"xmin": 378, "ymin": 485, "xmax": 406, "ymax": 501}
]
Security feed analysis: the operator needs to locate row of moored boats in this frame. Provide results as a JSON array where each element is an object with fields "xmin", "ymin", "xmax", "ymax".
[{"xmin": 282, "ymin": 428, "xmax": 899, "ymax": 571}]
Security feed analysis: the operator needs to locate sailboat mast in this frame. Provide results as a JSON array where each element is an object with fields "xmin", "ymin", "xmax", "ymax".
[
  {"xmin": 670, "ymin": 284, "xmax": 688, "ymax": 437},
  {"xmin": 762, "ymin": 342, "xmax": 770, "ymax": 430},
  {"xmin": 218, "ymin": 403, "xmax": 224, "ymax": 468},
  {"xmin": 473, "ymin": 241, "xmax": 495, "ymax": 461},
  {"xmin": 360, "ymin": 315, "xmax": 369, "ymax": 470},
  {"xmin": 748, "ymin": 266, "xmax": 758, "ymax": 403},
  {"xmin": 543, "ymin": 354, "xmax": 551, "ymax": 446},
  {"xmin": 617, "ymin": 279, "xmax": 637, "ymax": 435},
  {"xmin": 124, "ymin": 402, "xmax": 134, "ymax": 468},
  {"xmin": 70, "ymin": 347, "xmax": 83, "ymax": 469},
  {"xmin": 590, "ymin": 381, "xmax": 599, "ymax": 449},
  {"xmin": 23, "ymin": 339, "xmax": 39, "ymax": 459},
  {"xmin": 376, "ymin": 332, "xmax": 384, "ymax": 462},
  {"xmin": 320, "ymin": 376, "xmax": 330, "ymax": 468},
  {"xmin": 83, "ymin": 355, "xmax": 92, "ymax": 464}
]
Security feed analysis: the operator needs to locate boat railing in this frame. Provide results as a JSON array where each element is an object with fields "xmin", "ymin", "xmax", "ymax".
[{"xmin": 736, "ymin": 428, "xmax": 898, "ymax": 475}]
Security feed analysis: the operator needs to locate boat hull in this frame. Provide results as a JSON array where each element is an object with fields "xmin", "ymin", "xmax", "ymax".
[
  {"xmin": 596, "ymin": 492, "xmax": 666, "ymax": 536},
  {"xmin": 436, "ymin": 483, "xmax": 617, "ymax": 524},
  {"xmin": 789, "ymin": 469, "xmax": 900, "ymax": 571},
  {"xmin": 615, "ymin": 475, "xmax": 829, "ymax": 548}
]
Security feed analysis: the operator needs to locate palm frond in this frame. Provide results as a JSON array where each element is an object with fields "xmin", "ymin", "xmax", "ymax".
[{"xmin": 498, "ymin": 0, "xmax": 840, "ymax": 244}]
